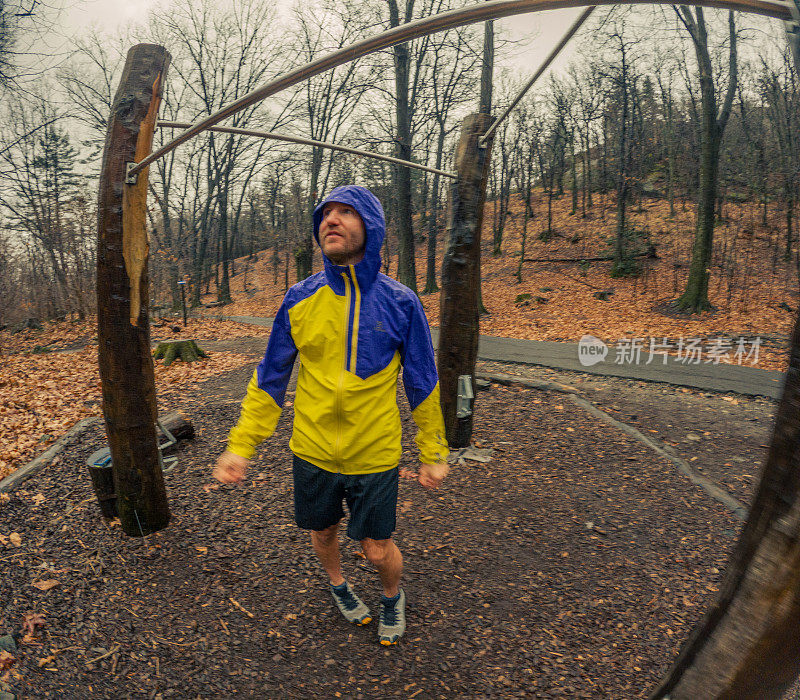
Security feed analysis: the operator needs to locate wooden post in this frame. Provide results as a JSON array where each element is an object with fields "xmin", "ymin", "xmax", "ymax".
[
  {"xmin": 437, "ymin": 113, "xmax": 494, "ymax": 447},
  {"xmin": 650, "ymin": 309, "xmax": 800, "ymax": 699},
  {"xmin": 96, "ymin": 44, "xmax": 171, "ymax": 537}
]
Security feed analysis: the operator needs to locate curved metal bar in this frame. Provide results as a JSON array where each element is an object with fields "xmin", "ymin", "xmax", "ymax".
[
  {"xmin": 480, "ymin": 6, "xmax": 595, "ymax": 145},
  {"xmin": 129, "ymin": 0, "xmax": 791, "ymax": 177},
  {"xmin": 157, "ymin": 121, "xmax": 458, "ymax": 179}
]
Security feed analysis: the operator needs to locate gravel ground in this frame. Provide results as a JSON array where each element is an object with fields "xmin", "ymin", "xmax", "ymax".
[
  {"xmin": 0, "ymin": 345, "xmax": 792, "ymax": 698},
  {"xmin": 478, "ymin": 359, "xmax": 776, "ymax": 509}
]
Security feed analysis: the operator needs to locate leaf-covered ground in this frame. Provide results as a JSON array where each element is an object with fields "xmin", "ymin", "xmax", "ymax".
[
  {"xmin": 0, "ymin": 360, "xmax": 758, "ymax": 699},
  {"xmin": 0, "ymin": 319, "xmax": 268, "ymax": 480},
  {"xmin": 2, "ymin": 192, "xmax": 797, "ymax": 696}
]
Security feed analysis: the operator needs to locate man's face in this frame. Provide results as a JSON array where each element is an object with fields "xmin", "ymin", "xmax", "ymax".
[{"xmin": 319, "ymin": 201, "xmax": 366, "ymax": 266}]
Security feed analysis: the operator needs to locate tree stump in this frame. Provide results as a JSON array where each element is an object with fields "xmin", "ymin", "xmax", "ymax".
[{"xmin": 153, "ymin": 339, "xmax": 207, "ymax": 366}]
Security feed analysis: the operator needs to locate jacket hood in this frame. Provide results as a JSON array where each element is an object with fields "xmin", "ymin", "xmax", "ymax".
[{"xmin": 312, "ymin": 185, "xmax": 384, "ymax": 294}]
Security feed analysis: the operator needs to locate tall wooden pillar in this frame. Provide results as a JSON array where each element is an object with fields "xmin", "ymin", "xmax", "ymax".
[
  {"xmin": 96, "ymin": 44, "xmax": 171, "ymax": 537},
  {"xmin": 437, "ymin": 113, "xmax": 494, "ymax": 447},
  {"xmin": 650, "ymin": 307, "xmax": 800, "ymax": 698}
]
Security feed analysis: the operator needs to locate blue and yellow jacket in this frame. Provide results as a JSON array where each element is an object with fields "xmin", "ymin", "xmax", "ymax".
[{"xmin": 227, "ymin": 185, "xmax": 449, "ymax": 475}]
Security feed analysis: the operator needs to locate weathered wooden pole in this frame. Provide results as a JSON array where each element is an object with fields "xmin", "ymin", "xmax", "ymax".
[
  {"xmin": 650, "ymin": 308, "xmax": 800, "ymax": 699},
  {"xmin": 437, "ymin": 113, "xmax": 494, "ymax": 447},
  {"xmin": 96, "ymin": 44, "xmax": 171, "ymax": 537}
]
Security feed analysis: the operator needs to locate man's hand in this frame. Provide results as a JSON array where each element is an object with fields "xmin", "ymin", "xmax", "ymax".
[
  {"xmin": 400, "ymin": 462, "xmax": 449, "ymax": 489},
  {"xmin": 213, "ymin": 450, "xmax": 249, "ymax": 484}
]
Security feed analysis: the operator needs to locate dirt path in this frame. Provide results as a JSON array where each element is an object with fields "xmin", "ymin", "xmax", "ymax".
[{"xmin": 0, "ymin": 340, "xmax": 789, "ymax": 699}]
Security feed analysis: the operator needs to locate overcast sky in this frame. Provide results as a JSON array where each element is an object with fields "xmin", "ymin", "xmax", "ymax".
[{"xmin": 55, "ymin": 0, "xmax": 587, "ymax": 79}]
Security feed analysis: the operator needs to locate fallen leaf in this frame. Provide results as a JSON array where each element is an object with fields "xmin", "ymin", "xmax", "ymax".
[
  {"xmin": 31, "ymin": 580, "xmax": 59, "ymax": 592},
  {"xmin": 0, "ymin": 651, "xmax": 15, "ymax": 671},
  {"xmin": 22, "ymin": 612, "xmax": 46, "ymax": 636},
  {"xmin": 9, "ymin": 532, "xmax": 21, "ymax": 547},
  {"xmin": 202, "ymin": 483, "xmax": 220, "ymax": 493}
]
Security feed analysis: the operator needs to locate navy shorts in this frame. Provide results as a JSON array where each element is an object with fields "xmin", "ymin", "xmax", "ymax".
[{"xmin": 292, "ymin": 455, "xmax": 398, "ymax": 541}]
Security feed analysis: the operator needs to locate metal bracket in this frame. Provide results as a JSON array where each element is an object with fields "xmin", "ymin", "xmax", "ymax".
[
  {"xmin": 125, "ymin": 162, "xmax": 139, "ymax": 185},
  {"xmin": 456, "ymin": 374, "xmax": 475, "ymax": 418}
]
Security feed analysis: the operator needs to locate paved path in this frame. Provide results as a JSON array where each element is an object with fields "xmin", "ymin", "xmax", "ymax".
[{"xmin": 220, "ymin": 315, "xmax": 785, "ymax": 399}]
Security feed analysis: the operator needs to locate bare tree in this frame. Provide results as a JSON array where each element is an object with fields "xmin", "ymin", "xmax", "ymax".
[
  {"xmin": 289, "ymin": 0, "xmax": 369, "ymax": 280},
  {"xmin": 0, "ymin": 91, "xmax": 91, "ymax": 318},
  {"xmin": 760, "ymin": 49, "xmax": 800, "ymax": 263},
  {"xmin": 673, "ymin": 7, "xmax": 738, "ymax": 312},
  {"xmin": 423, "ymin": 23, "xmax": 481, "ymax": 292},
  {"xmin": 147, "ymin": 0, "xmax": 292, "ymax": 304}
]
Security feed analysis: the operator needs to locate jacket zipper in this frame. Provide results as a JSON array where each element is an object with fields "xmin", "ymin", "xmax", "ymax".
[
  {"xmin": 349, "ymin": 265, "xmax": 361, "ymax": 373},
  {"xmin": 333, "ymin": 271, "xmax": 351, "ymax": 469}
]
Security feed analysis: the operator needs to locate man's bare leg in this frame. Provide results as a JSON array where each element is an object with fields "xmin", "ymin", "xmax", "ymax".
[
  {"xmin": 311, "ymin": 521, "xmax": 344, "ymax": 586},
  {"xmin": 316, "ymin": 522, "xmax": 371, "ymax": 625},
  {"xmin": 361, "ymin": 538, "xmax": 403, "ymax": 597},
  {"xmin": 362, "ymin": 537, "xmax": 405, "ymax": 644}
]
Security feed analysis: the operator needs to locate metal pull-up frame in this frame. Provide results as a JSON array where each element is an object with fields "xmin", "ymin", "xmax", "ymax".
[
  {"xmin": 127, "ymin": 0, "xmax": 791, "ymax": 180},
  {"xmin": 156, "ymin": 121, "xmax": 458, "ymax": 179}
]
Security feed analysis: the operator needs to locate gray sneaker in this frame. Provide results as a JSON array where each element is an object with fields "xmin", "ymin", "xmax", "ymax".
[
  {"xmin": 378, "ymin": 589, "xmax": 406, "ymax": 645},
  {"xmin": 329, "ymin": 581, "xmax": 372, "ymax": 626}
]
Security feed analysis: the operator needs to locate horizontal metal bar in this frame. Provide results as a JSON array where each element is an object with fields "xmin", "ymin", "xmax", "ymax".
[
  {"xmin": 157, "ymin": 121, "xmax": 457, "ymax": 179},
  {"xmin": 480, "ymin": 6, "xmax": 595, "ymax": 144},
  {"xmin": 129, "ymin": 0, "xmax": 791, "ymax": 178}
]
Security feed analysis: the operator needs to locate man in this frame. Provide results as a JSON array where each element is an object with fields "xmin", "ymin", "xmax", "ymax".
[{"xmin": 213, "ymin": 185, "xmax": 449, "ymax": 646}]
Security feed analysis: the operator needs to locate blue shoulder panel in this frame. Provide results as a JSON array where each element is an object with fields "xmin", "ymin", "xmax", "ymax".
[
  {"xmin": 351, "ymin": 273, "xmax": 438, "ymax": 409},
  {"xmin": 398, "ymin": 291, "xmax": 438, "ymax": 412}
]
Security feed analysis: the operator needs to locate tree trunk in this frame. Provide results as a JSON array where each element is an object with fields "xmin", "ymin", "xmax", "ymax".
[
  {"xmin": 438, "ymin": 114, "xmax": 494, "ymax": 447},
  {"xmin": 297, "ymin": 147, "xmax": 323, "ymax": 281},
  {"xmin": 479, "ymin": 19, "xmax": 493, "ymax": 114},
  {"xmin": 388, "ymin": 0, "xmax": 417, "ymax": 292},
  {"xmin": 677, "ymin": 117, "xmax": 719, "ymax": 311},
  {"xmin": 494, "ymin": 152, "xmax": 511, "ymax": 256},
  {"xmin": 675, "ymin": 9, "xmax": 737, "ymax": 313},
  {"xmin": 217, "ymin": 167, "xmax": 232, "ymax": 304},
  {"xmin": 786, "ymin": 181, "xmax": 794, "ymax": 262},
  {"xmin": 570, "ymin": 131, "xmax": 578, "ymax": 215},
  {"xmin": 649, "ymin": 307, "xmax": 800, "ymax": 699},
  {"xmin": 96, "ymin": 43, "xmax": 171, "ymax": 537},
  {"xmin": 612, "ymin": 44, "xmax": 630, "ymax": 277},
  {"xmin": 424, "ymin": 128, "xmax": 446, "ymax": 294}
]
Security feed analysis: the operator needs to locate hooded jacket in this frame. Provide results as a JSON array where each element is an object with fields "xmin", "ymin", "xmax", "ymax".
[{"xmin": 226, "ymin": 185, "xmax": 449, "ymax": 474}]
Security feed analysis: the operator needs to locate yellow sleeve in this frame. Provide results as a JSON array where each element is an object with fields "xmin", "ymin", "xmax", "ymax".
[
  {"xmin": 226, "ymin": 370, "xmax": 283, "ymax": 460},
  {"xmin": 411, "ymin": 382, "xmax": 449, "ymax": 464}
]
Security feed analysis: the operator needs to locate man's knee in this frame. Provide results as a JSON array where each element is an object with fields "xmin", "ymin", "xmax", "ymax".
[
  {"xmin": 361, "ymin": 537, "xmax": 392, "ymax": 565},
  {"xmin": 312, "ymin": 521, "xmax": 340, "ymax": 545}
]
